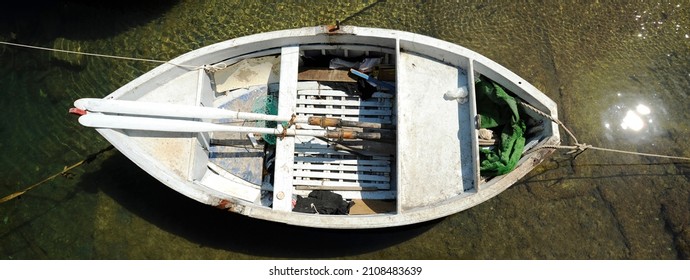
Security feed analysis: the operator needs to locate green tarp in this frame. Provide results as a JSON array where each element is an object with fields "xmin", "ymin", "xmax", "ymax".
[{"xmin": 476, "ymin": 76, "xmax": 526, "ymax": 176}]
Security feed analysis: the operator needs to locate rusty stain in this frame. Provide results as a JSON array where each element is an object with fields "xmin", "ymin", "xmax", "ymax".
[
  {"xmin": 217, "ymin": 199, "xmax": 230, "ymax": 209},
  {"xmin": 216, "ymin": 199, "xmax": 245, "ymax": 213}
]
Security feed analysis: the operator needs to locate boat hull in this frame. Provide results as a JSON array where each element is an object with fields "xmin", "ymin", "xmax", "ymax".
[{"xmin": 87, "ymin": 26, "xmax": 560, "ymax": 228}]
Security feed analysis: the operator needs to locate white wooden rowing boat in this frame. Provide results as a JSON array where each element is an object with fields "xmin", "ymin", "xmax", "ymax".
[{"xmin": 70, "ymin": 25, "xmax": 560, "ymax": 229}]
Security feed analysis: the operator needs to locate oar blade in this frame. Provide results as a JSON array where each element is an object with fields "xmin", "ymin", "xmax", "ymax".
[
  {"xmin": 78, "ymin": 113, "xmax": 219, "ymax": 133},
  {"xmin": 73, "ymin": 98, "xmax": 291, "ymax": 123},
  {"xmin": 77, "ymin": 113, "xmax": 291, "ymax": 135},
  {"xmin": 74, "ymin": 98, "xmax": 234, "ymax": 119}
]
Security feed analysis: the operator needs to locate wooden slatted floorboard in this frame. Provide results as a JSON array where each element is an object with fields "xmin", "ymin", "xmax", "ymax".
[{"xmin": 292, "ymin": 81, "xmax": 395, "ymax": 200}]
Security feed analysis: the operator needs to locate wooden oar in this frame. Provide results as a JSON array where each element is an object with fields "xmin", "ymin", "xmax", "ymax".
[
  {"xmin": 74, "ymin": 98, "xmax": 392, "ymax": 129},
  {"xmin": 78, "ymin": 113, "xmax": 390, "ymax": 140}
]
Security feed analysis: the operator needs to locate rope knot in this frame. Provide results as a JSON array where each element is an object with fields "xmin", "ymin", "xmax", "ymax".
[{"xmin": 567, "ymin": 143, "xmax": 591, "ymax": 155}]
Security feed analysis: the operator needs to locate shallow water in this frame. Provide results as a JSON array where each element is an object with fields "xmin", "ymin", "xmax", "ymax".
[{"xmin": 1, "ymin": 0, "xmax": 688, "ymax": 259}]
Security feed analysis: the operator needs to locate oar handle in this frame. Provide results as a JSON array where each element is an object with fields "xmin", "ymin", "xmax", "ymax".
[
  {"xmin": 324, "ymin": 130, "xmax": 395, "ymax": 140},
  {"xmin": 307, "ymin": 116, "xmax": 394, "ymax": 130}
]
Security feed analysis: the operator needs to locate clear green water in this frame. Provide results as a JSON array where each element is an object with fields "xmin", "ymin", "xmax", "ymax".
[{"xmin": 1, "ymin": 0, "xmax": 688, "ymax": 259}]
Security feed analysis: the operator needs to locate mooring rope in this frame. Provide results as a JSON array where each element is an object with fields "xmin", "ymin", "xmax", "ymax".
[
  {"xmin": 519, "ymin": 101, "xmax": 690, "ymax": 161},
  {"xmin": 0, "ymin": 146, "xmax": 114, "ymax": 204},
  {"xmin": 0, "ymin": 41, "xmax": 201, "ymax": 69}
]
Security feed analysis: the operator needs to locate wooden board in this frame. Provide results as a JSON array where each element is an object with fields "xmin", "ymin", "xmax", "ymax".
[
  {"xmin": 297, "ymin": 67, "xmax": 395, "ymax": 82},
  {"xmin": 396, "ymin": 50, "xmax": 474, "ymax": 210},
  {"xmin": 298, "ymin": 68, "xmax": 355, "ymax": 82},
  {"xmin": 349, "ymin": 199, "xmax": 397, "ymax": 214}
]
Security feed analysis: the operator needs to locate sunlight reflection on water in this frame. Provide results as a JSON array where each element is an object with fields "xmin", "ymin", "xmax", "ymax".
[
  {"xmin": 601, "ymin": 92, "xmax": 666, "ymax": 144},
  {"xmin": 634, "ymin": 2, "xmax": 688, "ymax": 40}
]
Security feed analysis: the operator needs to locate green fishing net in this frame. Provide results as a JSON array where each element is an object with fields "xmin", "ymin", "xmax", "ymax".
[
  {"xmin": 476, "ymin": 75, "xmax": 526, "ymax": 176},
  {"xmin": 251, "ymin": 94, "xmax": 279, "ymax": 145}
]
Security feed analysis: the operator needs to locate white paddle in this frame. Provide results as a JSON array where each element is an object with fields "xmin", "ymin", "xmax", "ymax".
[
  {"xmin": 74, "ymin": 98, "xmax": 302, "ymax": 123},
  {"xmin": 73, "ymin": 98, "xmax": 391, "ymax": 129},
  {"xmin": 78, "ymin": 113, "xmax": 390, "ymax": 140}
]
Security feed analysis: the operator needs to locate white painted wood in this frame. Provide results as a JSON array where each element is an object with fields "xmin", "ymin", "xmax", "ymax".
[
  {"xmin": 396, "ymin": 48, "xmax": 470, "ymax": 210},
  {"xmin": 291, "ymin": 78, "xmax": 395, "ymax": 193},
  {"xmin": 300, "ymin": 44, "xmax": 395, "ymax": 53},
  {"xmin": 394, "ymin": 38, "xmax": 403, "ymax": 214},
  {"xmin": 297, "ymin": 89, "xmax": 393, "ymax": 99},
  {"xmin": 294, "ymin": 170, "xmax": 390, "ymax": 182},
  {"xmin": 124, "ymin": 69, "xmax": 199, "ymax": 182},
  {"xmin": 196, "ymin": 69, "xmax": 215, "ymax": 107},
  {"xmin": 293, "ymin": 163, "xmax": 391, "ymax": 172},
  {"xmin": 187, "ymin": 136, "xmax": 208, "ymax": 181},
  {"xmin": 295, "ymin": 84, "xmax": 394, "ymax": 128},
  {"xmin": 294, "ymin": 147, "xmax": 372, "ymax": 157},
  {"xmin": 195, "ymin": 69, "xmax": 213, "ymax": 152},
  {"xmin": 293, "ymin": 179, "xmax": 390, "ymax": 189},
  {"xmin": 188, "ymin": 69, "xmax": 212, "ymax": 181},
  {"xmin": 293, "ymin": 156, "xmax": 390, "ymax": 165},
  {"xmin": 294, "ymin": 149, "xmax": 391, "ymax": 160},
  {"xmin": 467, "ymin": 59, "xmax": 481, "ymax": 192},
  {"xmin": 294, "ymin": 107, "xmax": 391, "ymax": 116},
  {"xmin": 272, "ymin": 45, "xmax": 300, "ymax": 211},
  {"xmin": 293, "ymin": 189, "xmax": 396, "ymax": 200},
  {"xmin": 198, "ymin": 170, "xmax": 261, "ymax": 202},
  {"xmin": 296, "ymin": 98, "xmax": 392, "ymax": 107}
]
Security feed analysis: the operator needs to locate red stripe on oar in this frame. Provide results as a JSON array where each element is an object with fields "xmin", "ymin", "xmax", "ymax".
[{"xmin": 69, "ymin": 108, "xmax": 87, "ymax": 116}]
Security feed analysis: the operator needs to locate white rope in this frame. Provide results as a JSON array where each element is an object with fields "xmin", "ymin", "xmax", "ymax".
[
  {"xmin": 0, "ymin": 41, "xmax": 200, "ymax": 69},
  {"xmin": 519, "ymin": 101, "xmax": 690, "ymax": 161},
  {"xmin": 310, "ymin": 203, "xmax": 320, "ymax": 214},
  {"xmin": 204, "ymin": 62, "xmax": 229, "ymax": 73}
]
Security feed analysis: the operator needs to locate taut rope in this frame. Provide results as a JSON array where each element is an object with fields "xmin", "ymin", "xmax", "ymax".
[
  {"xmin": 519, "ymin": 101, "xmax": 690, "ymax": 161},
  {"xmin": 0, "ymin": 41, "xmax": 200, "ymax": 69}
]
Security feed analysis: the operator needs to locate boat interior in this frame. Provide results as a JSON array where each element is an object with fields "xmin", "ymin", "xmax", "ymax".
[
  {"xmin": 202, "ymin": 42, "xmax": 402, "ymax": 215},
  {"xmin": 123, "ymin": 31, "xmax": 554, "ymax": 218}
]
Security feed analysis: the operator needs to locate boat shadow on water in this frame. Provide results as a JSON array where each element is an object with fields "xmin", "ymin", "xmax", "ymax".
[{"xmin": 79, "ymin": 151, "xmax": 437, "ymax": 258}]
